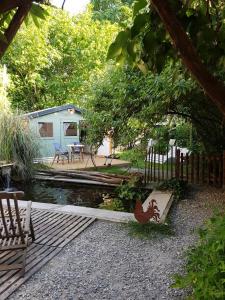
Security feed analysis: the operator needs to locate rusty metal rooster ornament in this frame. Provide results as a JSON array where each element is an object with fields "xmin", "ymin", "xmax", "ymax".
[{"xmin": 134, "ymin": 199, "xmax": 160, "ymax": 224}]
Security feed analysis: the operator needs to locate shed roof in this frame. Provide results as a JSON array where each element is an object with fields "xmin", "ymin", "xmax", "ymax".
[{"xmin": 24, "ymin": 104, "xmax": 82, "ymax": 119}]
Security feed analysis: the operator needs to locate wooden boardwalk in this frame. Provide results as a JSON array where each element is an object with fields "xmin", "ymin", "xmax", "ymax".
[{"xmin": 0, "ymin": 209, "xmax": 95, "ymax": 299}]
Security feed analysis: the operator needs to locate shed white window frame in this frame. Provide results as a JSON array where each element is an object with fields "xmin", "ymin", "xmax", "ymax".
[
  {"xmin": 38, "ymin": 122, "xmax": 53, "ymax": 138},
  {"xmin": 63, "ymin": 122, "xmax": 78, "ymax": 137}
]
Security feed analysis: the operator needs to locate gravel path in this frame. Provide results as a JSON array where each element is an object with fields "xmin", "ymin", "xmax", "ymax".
[{"xmin": 10, "ymin": 186, "xmax": 225, "ymax": 300}]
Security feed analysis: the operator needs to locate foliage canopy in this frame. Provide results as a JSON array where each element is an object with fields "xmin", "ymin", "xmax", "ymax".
[
  {"xmin": 108, "ymin": 0, "xmax": 225, "ymax": 74},
  {"xmin": 2, "ymin": 0, "xmax": 225, "ymax": 153},
  {"xmin": 3, "ymin": 7, "xmax": 118, "ymax": 111}
]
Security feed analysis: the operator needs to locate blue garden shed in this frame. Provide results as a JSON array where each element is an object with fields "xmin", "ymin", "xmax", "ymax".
[{"xmin": 25, "ymin": 104, "xmax": 84, "ymax": 158}]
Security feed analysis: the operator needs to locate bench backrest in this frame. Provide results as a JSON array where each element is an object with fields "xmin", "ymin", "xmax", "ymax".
[{"xmin": 0, "ymin": 191, "xmax": 25, "ymax": 242}]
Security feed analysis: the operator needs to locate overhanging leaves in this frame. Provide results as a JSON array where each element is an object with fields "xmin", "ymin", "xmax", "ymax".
[
  {"xmin": 133, "ymin": 0, "xmax": 148, "ymax": 17},
  {"xmin": 30, "ymin": 3, "xmax": 49, "ymax": 20},
  {"xmin": 131, "ymin": 13, "xmax": 149, "ymax": 38},
  {"xmin": 107, "ymin": 30, "xmax": 130, "ymax": 60}
]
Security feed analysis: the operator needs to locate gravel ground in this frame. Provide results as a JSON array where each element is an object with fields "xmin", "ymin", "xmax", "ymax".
[{"xmin": 10, "ymin": 186, "xmax": 225, "ymax": 300}]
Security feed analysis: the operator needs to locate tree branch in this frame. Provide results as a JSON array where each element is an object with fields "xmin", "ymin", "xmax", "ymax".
[
  {"xmin": 0, "ymin": 0, "xmax": 25, "ymax": 14},
  {"xmin": 61, "ymin": 0, "xmax": 66, "ymax": 10},
  {"xmin": 0, "ymin": 0, "xmax": 48, "ymax": 13},
  {"xmin": 166, "ymin": 110, "xmax": 221, "ymax": 125},
  {"xmin": 151, "ymin": 0, "xmax": 225, "ymax": 118},
  {"xmin": 0, "ymin": 1, "xmax": 32, "ymax": 58}
]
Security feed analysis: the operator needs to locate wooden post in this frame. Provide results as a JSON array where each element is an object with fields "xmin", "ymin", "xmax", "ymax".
[
  {"xmin": 191, "ymin": 154, "xmax": 194, "ymax": 183},
  {"xmin": 171, "ymin": 146, "xmax": 174, "ymax": 179},
  {"xmin": 144, "ymin": 149, "xmax": 148, "ymax": 185},
  {"xmin": 147, "ymin": 147, "xmax": 151, "ymax": 183},
  {"xmin": 219, "ymin": 154, "xmax": 223, "ymax": 187},
  {"xmin": 201, "ymin": 154, "xmax": 205, "ymax": 185},
  {"xmin": 153, "ymin": 147, "xmax": 156, "ymax": 182},
  {"xmin": 196, "ymin": 153, "xmax": 200, "ymax": 184},
  {"xmin": 150, "ymin": 146, "xmax": 153, "ymax": 181},
  {"xmin": 166, "ymin": 145, "xmax": 169, "ymax": 179},
  {"xmin": 175, "ymin": 149, "xmax": 180, "ymax": 179},
  {"xmin": 181, "ymin": 153, "xmax": 184, "ymax": 180},
  {"xmin": 186, "ymin": 153, "xmax": 189, "ymax": 183},
  {"xmin": 213, "ymin": 155, "xmax": 218, "ymax": 186},
  {"xmin": 223, "ymin": 151, "xmax": 225, "ymax": 188},
  {"xmin": 207, "ymin": 155, "xmax": 211, "ymax": 185}
]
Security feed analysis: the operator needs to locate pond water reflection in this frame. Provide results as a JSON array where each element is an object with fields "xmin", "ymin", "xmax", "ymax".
[{"xmin": 14, "ymin": 181, "xmax": 115, "ymax": 208}]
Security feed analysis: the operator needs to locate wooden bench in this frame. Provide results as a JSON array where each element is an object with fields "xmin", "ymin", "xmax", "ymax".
[{"xmin": 0, "ymin": 191, "xmax": 35, "ymax": 276}]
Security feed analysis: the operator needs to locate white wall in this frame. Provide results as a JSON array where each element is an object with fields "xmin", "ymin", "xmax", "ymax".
[{"xmin": 97, "ymin": 137, "xmax": 112, "ymax": 157}]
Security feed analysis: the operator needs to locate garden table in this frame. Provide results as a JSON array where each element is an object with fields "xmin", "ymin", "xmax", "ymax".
[{"xmin": 67, "ymin": 144, "xmax": 85, "ymax": 161}]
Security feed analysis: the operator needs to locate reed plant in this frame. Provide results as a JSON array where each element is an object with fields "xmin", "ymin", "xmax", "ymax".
[{"xmin": 0, "ymin": 112, "xmax": 39, "ymax": 180}]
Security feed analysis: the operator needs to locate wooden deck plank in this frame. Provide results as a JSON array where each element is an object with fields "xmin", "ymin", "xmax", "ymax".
[
  {"xmin": 39, "ymin": 216, "xmax": 85, "ymax": 246},
  {"xmin": 33, "ymin": 216, "xmax": 82, "ymax": 245},
  {"xmin": 33, "ymin": 212, "xmax": 75, "ymax": 233},
  {"xmin": 0, "ymin": 245, "xmax": 55, "ymax": 294},
  {"xmin": 31, "ymin": 210, "xmax": 50, "ymax": 220},
  {"xmin": 0, "ymin": 209, "xmax": 95, "ymax": 300},
  {"xmin": 58, "ymin": 218, "xmax": 96, "ymax": 248},
  {"xmin": 0, "ymin": 252, "xmax": 23, "ymax": 271},
  {"xmin": 0, "ymin": 248, "xmax": 62, "ymax": 300},
  {"xmin": 32, "ymin": 211, "xmax": 65, "ymax": 226},
  {"xmin": 0, "ymin": 244, "xmax": 47, "ymax": 285},
  {"xmin": 50, "ymin": 217, "xmax": 94, "ymax": 247}
]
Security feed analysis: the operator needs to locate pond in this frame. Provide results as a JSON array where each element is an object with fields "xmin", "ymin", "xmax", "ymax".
[{"xmin": 11, "ymin": 180, "xmax": 116, "ymax": 208}]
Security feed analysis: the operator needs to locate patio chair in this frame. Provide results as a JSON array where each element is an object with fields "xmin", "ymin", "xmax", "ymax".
[
  {"xmin": 52, "ymin": 142, "xmax": 69, "ymax": 165},
  {"xmin": 0, "ymin": 191, "xmax": 35, "ymax": 276},
  {"xmin": 71, "ymin": 142, "xmax": 81, "ymax": 161}
]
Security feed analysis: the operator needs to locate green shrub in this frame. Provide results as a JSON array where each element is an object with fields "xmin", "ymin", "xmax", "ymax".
[
  {"xmin": 116, "ymin": 178, "xmax": 148, "ymax": 212},
  {"xmin": 172, "ymin": 122, "xmax": 191, "ymax": 148},
  {"xmin": 173, "ymin": 214, "xmax": 225, "ymax": 299},
  {"xmin": 153, "ymin": 140, "xmax": 168, "ymax": 154},
  {"xmin": 99, "ymin": 198, "xmax": 125, "ymax": 211},
  {"xmin": 159, "ymin": 178, "xmax": 187, "ymax": 200},
  {"xmin": 100, "ymin": 176, "xmax": 148, "ymax": 213},
  {"xmin": 116, "ymin": 182, "xmax": 137, "ymax": 212},
  {"xmin": 119, "ymin": 147, "xmax": 146, "ymax": 169},
  {"xmin": 170, "ymin": 122, "xmax": 204, "ymax": 153},
  {"xmin": 0, "ymin": 113, "xmax": 39, "ymax": 180},
  {"xmin": 151, "ymin": 125, "xmax": 169, "ymax": 149}
]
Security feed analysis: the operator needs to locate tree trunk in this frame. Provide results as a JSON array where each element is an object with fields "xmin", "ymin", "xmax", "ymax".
[
  {"xmin": 151, "ymin": 0, "xmax": 225, "ymax": 118},
  {"xmin": 0, "ymin": 1, "xmax": 32, "ymax": 58},
  {"xmin": 0, "ymin": 0, "xmax": 24, "ymax": 14}
]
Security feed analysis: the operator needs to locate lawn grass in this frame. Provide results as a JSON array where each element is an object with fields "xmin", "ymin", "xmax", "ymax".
[
  {"xmin": 96, "ymin": 166, "xmax": 128, "ymax": 175},
  {"xmin": 87, "ymin": 165, "xmax": 129, "ymax": 175},
  {"xmin": 118, "ymin": 149, "xmax": 176, "ymax": 171},
  {"xmin": 33, "ymin": 162, "xmax": 53, "ymax": 170},
  {"xmin": 125, "ymin": 220, "xmax": 174, "ymax": 239}
]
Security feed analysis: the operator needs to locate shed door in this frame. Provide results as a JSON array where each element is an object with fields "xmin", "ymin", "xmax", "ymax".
[{"xmin": 37, "ymin": 121, "xmax": 54, "ymax": 157}]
